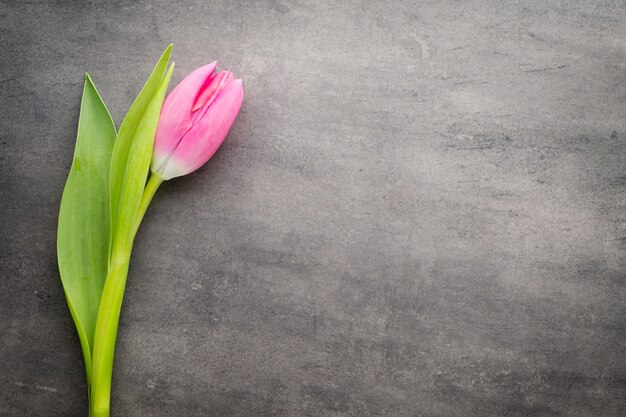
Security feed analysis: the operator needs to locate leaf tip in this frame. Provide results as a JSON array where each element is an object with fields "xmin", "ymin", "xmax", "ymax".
[
  {"xmin": 162, "ymin": 44, "xmax": 174, "ymax": 61},
  {"xmin": 84, "ymin": 73, "xmax": 97, "ymax": 92},
  {"xmin": 165, "ymin": 62, "xmax": 175, "ymax": 82}
]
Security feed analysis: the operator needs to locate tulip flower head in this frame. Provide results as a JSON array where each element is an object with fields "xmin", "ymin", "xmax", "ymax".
[{"xmin": 151, "ymin": 62, "xmax": 244, "ymax": 180}]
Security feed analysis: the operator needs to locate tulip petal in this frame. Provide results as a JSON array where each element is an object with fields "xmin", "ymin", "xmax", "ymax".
[
  {"xmin": 192, "ymin": 71, "xmax": 233, "ymax": 124},
  {"xmin": 153, "ymin": 61, "xmax": 217, "ymax": 160},
  {"xmin": 162, "ymin": 78, "xmax": 244, "ymax": 179}
]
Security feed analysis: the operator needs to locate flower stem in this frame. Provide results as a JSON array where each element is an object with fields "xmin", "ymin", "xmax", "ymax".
[
  {"xmin": 89, "ymin": 258, "xmax": 128, "ymax": 417},
  {"xmin": 134, "ymin": 173, "xmax": 164, "ymax": 235},
  {"xmin": 89, "ymin": 173, "xmax": 164, "ymax": 417}
]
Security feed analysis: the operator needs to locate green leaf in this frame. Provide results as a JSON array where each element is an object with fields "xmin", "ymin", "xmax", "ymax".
[
  {"xmin": 89, "ymin": 58, "xmax": 175, "ymax": 416},
  {"xmin": 110, "ymin": 62, "xmax": 175, "ymax": 255},
  {"xmin": 57, "ymin": 74, "xmax": 117, "ymax": 382},
  {"xmin": 109, "ymin": 44, "xmax": 172, "ymax": 258}
]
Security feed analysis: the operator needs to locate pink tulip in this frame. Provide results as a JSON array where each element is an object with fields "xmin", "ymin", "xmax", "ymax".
[{"xmin": 151, "ymin": 62, "xmax": 244, "ymax": 180}]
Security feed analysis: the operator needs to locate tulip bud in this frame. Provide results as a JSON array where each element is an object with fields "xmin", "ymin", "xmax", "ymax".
[{"xmin": 151, "ymin": 62, "xmax": 244, "ymax": 180}]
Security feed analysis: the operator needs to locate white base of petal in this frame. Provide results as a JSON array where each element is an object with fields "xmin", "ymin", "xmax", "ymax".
[{"xmin": 151, "ymin": 151, "xmax": 192, "ymax": 180}]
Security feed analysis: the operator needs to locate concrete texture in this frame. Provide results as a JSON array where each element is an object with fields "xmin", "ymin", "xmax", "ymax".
[{"xmin": 1, "ymin": 0, "xmax": 625, "ymax": 416}]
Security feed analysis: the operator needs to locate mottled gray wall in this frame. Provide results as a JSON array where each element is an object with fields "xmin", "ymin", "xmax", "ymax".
[{"xmin": 1, "ymin": 0, "xmax": 625, "ymax": 416}]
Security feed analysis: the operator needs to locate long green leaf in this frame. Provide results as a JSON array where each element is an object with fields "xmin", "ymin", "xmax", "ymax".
[
  {"xmin": 57, "ymin": 74, "xmax": 116, "ymax": 382},
  {"xmin": 90, "ymin": 61, "xmax": 175, "ymax": 416},
  {"xmin": 109, "ymin": 44, "xmax": 172, "ymax": 258},
  {"xmin": 111, "ymin": 62, "xmax": 175, "ymax": 254}
]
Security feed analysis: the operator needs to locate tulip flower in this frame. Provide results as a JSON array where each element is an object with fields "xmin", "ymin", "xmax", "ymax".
[
  {"xmin": 151, "ymin": 61, "xmax": 244, "ymax": 180},
  {"xmin": 133, "ymin": 61, "xmax": 244, "ymax": 234},
  {"xmin": 58, "ymin": 46, "xmax": 244, "ymax": 417}
]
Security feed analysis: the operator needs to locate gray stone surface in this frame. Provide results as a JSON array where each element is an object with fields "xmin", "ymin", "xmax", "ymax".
[{"xmin": 1, "ymin": 0, "xmax": 625, "ymax": 416}]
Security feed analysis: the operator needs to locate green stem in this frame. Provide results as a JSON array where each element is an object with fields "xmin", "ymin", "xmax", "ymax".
[
  {"xmin": 89, "ymin": 173, "xmax": 164, "ymax": 417},
  {"xmin": 134, "ymin": 173, "xmax": 164, "ymax": 236},
  {"xmin": 90, "ymin": 259, "xmax": 128, "ymax": 417}
]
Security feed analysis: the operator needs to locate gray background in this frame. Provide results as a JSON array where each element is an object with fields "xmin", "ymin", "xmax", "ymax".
[{"xmin": 1, "ymin": 0, "xmax": 625, "ymax": 416}]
